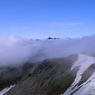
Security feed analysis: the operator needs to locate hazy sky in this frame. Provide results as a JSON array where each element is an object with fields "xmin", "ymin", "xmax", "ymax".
[{"xmin": 0, "ymin": 0, "xmax": 95, "ymax": 38}]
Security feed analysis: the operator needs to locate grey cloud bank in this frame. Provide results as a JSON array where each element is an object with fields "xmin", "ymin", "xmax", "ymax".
[{"xmin": 0, "ymin": 35, "xmax": 95, "ymax": 67}]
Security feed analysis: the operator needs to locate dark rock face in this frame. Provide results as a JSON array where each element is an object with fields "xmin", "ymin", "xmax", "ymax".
[
  {"xmin": 4, "ymin": 54, "xmax": 79, "ymax": 95},
  {"xmin": 0, "ymin": 63, "xmax": 33, "ymax": 91},
  {"xmin": 0, "ymin": 67, "xmax": 22, "ymax": 90}
]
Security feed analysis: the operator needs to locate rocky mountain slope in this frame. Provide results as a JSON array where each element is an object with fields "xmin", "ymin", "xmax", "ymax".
[
  {"xmin": 0, "ymin": 63, "xmax": 33, "ymax": 91},
  {"xmin": 1, "ymin": 54, "xmax": 95, "ymax": 95}
]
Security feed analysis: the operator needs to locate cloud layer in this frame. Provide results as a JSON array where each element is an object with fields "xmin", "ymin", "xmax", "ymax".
[{"xmin": 0, "ymin": 35, "xmax": 95, "ymax": 67}]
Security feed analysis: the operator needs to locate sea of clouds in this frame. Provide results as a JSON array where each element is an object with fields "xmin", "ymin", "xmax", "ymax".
[{"xmin": 0, "ymin": 34, "xmax": 95, "ymax": 67}]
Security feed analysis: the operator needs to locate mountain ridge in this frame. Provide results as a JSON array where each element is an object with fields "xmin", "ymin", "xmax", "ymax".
[{"xmin": 1, "ymin": 53, "xmax": 95, "ymax": 95}]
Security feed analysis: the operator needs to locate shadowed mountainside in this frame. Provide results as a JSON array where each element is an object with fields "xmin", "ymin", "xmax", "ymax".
[
  {"xmin": 4, "ymin": 54, "xmax": 80, "ymax": 95},
  {"xmin": 2, "ymin": 54, "xmax": 95, "ymax": 95},
  {"xmin": 0, "ymin": 63, "xmax": 33, "ymax": 91}
]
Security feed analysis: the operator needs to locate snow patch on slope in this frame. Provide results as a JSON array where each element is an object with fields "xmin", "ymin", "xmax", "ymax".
[
  {"xmin": 64, "ymin": 54, "xmax": 95, "ymax": 95},
  {"xmin": 0, "ymin": 85, "xmax": 15, "ymax": 95},
  {"xmin": 79, "ymin": 73, "xmax": 95, "ymax": 95},
  {"xmin": 71, "ymin": 54, "xmax": 95, "ymax": 84}
]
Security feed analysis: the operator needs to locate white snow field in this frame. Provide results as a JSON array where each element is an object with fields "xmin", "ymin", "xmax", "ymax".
[{"xmin": 64, "ymin": 54, "xmax": 95, "ymax": 95}]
